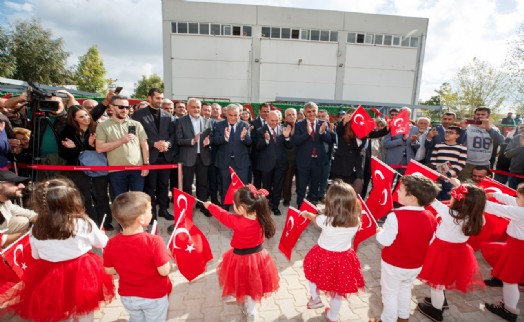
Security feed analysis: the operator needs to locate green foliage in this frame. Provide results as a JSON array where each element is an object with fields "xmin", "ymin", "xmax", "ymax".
[
  {"xmin": 133, "ymin": 74, "xmax": 164, "ymax": 98},
  {"xmin": 419, "ymin": 94, "xmax": 442, "ymax": 121},
  {"xmin": 0, "ymin": 25, "xmax": 16, "ymax": 78},
  {"xmin": 74, "ymin": 45, "xmax": 107, "ymax": 94},
  {"xmin": 10, "ymin": 18, "xmax": 73, "ymax": 85},
  {"xmin": 505, "ymin": 22, "xmax": 524, "ymax": 114}
]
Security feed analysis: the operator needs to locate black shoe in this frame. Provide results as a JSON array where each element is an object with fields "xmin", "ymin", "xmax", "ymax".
[
  {"xmin": 417, "ymin": 302, "xmax": 443, "ymax": 322},
  {"xmin": 423, "ymin": 297, "xmax": 449, "ymax": 310},
  {"xmin": 103, "ymin": 223, "xmax": 115, "ymax": 231},
  {"xmin": 167, "ymin": 224, "xmax": 175, "ymax": 235},
  {"xmin": 485, "ymin": 302, "xmax": 517, "ymax": 322},
  {"xmin": 159, "ymin": 210, "xmax": 174, "ymax": 221},
  {"xmin": 484, "ymin": 276, "xmax": 503, "ymax": 287},
  {"xmin": 283, "ymin": 200, "xmax": 290, "ymax": 207},
  {"xmin": 273, "ymin": 209, "xmax": 281, "ymax": 216}
]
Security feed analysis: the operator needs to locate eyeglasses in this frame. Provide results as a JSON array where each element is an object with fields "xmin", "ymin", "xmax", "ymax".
[
  {"xmin": 113, "ymin": 105, "xmax": 130, "ymax": 110},
  {"xmin": 445, "ymin": 131, "xmax": 457, "ymax": 135}
]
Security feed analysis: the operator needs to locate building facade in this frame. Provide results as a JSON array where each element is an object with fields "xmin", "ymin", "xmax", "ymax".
[{"xmin": 162, "ymin": 0, "xmax": 428, "ymax": 104}]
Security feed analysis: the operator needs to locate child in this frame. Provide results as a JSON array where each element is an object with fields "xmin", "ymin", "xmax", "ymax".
[
  {"xmin": 417, "ymin": 179, "xmax": 486, "ymax": 321},
  {"xmin": 103, "ymin": 191, "xmax": 172, "ymax": 322},
  {"xmin": 300, "ymin": 180, "xmax": 365, "ymax": 322},
  {"xmin": 374, "ymin": 175, "xmax": 439, "ymax": 322},
  {"xmin": 203, "ymin": 185, "xmax": 280, "ymax": 321},
  {"xmin": 481, "ymin": 183, "xmax": 524, "ymax": 322},
  {"xmin": 10, "ymin": 178, "xmax": 115, "ymax": 322}
]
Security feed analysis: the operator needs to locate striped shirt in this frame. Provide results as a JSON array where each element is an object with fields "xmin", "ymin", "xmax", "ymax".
[{"xmin": 430, "ymin": 143, "xmax": 468, "ymax": 177}]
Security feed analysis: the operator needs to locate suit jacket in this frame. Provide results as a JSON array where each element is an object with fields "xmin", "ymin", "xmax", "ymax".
[
  {"xmin": 256, "ymin": 124, "xmax": 292, "ymax": 172},
  {"xmin": 292, "ymin": 119, "xmax": 332, "ymax": 169},
  {"xmin": 382, "ymin": 125, "xmax": 419, "ymax": 165},
  {"xmin": 131, "ymin": 107, "xmax": 177, "ymax": 163},
  {"xmin": 175, "ymin": 115, "xmax": 212, "ymax": 167},
  {"xmin": 212, "ymin": 120, "xmax": 252, "ymax": 169}
]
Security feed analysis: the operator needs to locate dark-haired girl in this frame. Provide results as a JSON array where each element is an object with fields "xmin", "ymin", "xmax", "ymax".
[
  {"xmin": 204, "ymin": 185, "xmax": 280, "ymax": 321},
  {"xmin": 417, "ymin": 179, "xmax": 486, "ymax": 321}
]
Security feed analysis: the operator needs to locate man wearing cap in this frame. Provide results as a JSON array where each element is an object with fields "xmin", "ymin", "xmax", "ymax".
[{"xmin": 0, "ymin": 171, "xmax": 37, "ymax": 248}]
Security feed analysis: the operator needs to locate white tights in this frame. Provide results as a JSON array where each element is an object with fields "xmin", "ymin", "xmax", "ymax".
[
  {"xmin": 430, "ymin": 288, "xmax": 445, "ymax": 310},
  {"xmin": 502, "ymin": 282, "xmax": 520, "ymax": 312},
  {"xmin": 244, "ymin": 296, "xmax": 256, "ymax": 316}
]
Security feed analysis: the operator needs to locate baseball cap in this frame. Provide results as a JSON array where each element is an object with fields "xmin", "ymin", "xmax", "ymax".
[
  {"xmin": 337, "ymin": 110, "xmax": 346, "ymax": 116},
  {"xmin": 0, "ymin": 171, "xmax": 30, "ymax": 183}
]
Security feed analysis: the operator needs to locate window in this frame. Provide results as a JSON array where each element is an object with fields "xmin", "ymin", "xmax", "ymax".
[
  {"xmin": 188, "ymin": 23, "xmax": 198, "ymax": 34},
  {"xmin": 410, "ymin": 37, "xmax": 419, "ymax": 47},
  {"xmin": 374, "ymin": 34, "xmax": 383, "ymax": 45},
  {"xmin": 199, "ymin": 23, "xmax": 209, "ymax": 35},
  {"xmin": 364, "ymin": 34, "xmax": 373, "ymax": 44},
  {"xmin": 222, "ymin": 25, "xmax": 231, "ymax": 36},
  {"xmin": 211, "ymin": 24, "xmax": 221, "ymax": 35},
  {"xmin": 310, "ymin": 30, "xmax": 320, "ymax": 41},
  {"xmin": 262, "ymin": 26, "xmax": 270, "ymax": 38},
  {"xmin": 291, "ymin": 29, "xmax": 300, "ymax": 39},
  {"xmin": 271, "ymin": 27, "xmax": 280, "ymax": 38},
  {"xmin": 232, "ymin": 26, "xmax": 241, "ymax": 36},
  {"xmin": 401, "ymin": 36, "xmax": 410, "ymax": 47},
  {"xmin": 392, "ymin": 36, "xmax": 400, "ymax": 46},
  {"xmin": 281, "ymin": 28, "xmax": 291, "ymax": 39},
  {"xmin": 329, "ymin": 31, "xmax": 338, "ymax": 42},
  {"xmin": 383, "ymin": 35, "xmax": 392, "ymax": 45},
  {"xmin": 243, "ymin": 26, "xmax": 252, "ymax": 37},
  {"xmin": 347, "ymin": 33, "xmax": 356, "ymax": 43},
  {"xmin": 301, "ymin": 29, "xmax": 309, "ymax": 40},
  {"xmin": 177, "ymin": 22, "xmax": 188, "ymax": 34},
  {"xmin": 356, "ymin": 33, "xmax": 365, "ymax": 43},
  {"xmin": 320, "ymin": 30, "xmax": 329, "ymax": 41},
  {"xmin": 171, "ymin": 22, "xmax": 177, "ymax": 33}
]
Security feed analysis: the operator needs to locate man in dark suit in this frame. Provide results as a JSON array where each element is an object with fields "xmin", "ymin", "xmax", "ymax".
[
  {"xmin": 256, "ymin": 111, "xmax": 292, "ymax": 216},
  {"xmin": 293, "ymin": 102, "xmax": 332, "ymax": 208},
  {"xmin": 250, "ymin": 103, "xmax": 270, "ymax": 187},
  {"xmin": 176, "ymin": 98, "xmax": 213, "ymax": 216},
  {"xmin": 212, "ymin": 104, "xmax": 252, "ymax": 206},
  {"xmin": 131, "ymin": 88, "xmax": 177, "ymax": 221},
  {"xmin": 282, "ymin": 108, "xmax": 297, "ymax": 207}
]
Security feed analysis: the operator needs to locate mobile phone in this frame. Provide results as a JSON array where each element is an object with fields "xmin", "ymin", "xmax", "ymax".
[
  {"xmin": 128, "ymin": 125, "xmax": 136, "ymax": 135},
  {"xmin": 114, "ymin": 86, "xmax": 123, "ymax": 94},
  {"xmin": 465, "ymin": 119, "xmax": 482, "ymax": 125}
]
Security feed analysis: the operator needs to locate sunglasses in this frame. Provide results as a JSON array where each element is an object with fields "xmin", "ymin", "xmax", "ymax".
[{"xmin": 113, "ymin": 105, "xmax": 131, "ymax": 110}]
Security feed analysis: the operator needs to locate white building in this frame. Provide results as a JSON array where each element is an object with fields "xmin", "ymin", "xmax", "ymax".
[{"xmin": 162, "ymin": 0, "xmax": 428, "ymax": 105}]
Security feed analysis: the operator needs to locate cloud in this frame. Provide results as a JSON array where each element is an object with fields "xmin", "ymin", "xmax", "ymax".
[{"xmin": 4, "ymin": 1, "xmax": 32, "ymax": 12}]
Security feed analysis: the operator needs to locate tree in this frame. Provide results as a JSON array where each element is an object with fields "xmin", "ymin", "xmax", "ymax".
[
  {"xmin": 10, "ymin": 18, "xmax": 73, "ymax": 85},
  {"xmin": 0, "ymin": 25, "xmax": 16, "ymax": 78},
  {"xmin": 75, "ymin": 45, "xmax": 106, "ymax": 94},
  {"xmin": 505, "ymin": 22, "xmax": 524, "ymax": 112},
  {"xmin": 133, "ymin": 74, "xmax": 164, "ymax": 98},
  {"xmin": 452, "ymin": 57, "xmax": 508, "ymax": 116}
]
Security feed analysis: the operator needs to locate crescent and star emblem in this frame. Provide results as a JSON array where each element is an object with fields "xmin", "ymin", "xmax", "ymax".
[
  {"xmin": 285, "ymin": 216, "xmax": 295, "ymax": 237},
  {"xmin": 13, "ymin": 244, "xmax": 27, "ymax": 270},
  {"xmin": 172, "ymin": 208, "xmax": 195, "ymax": 253},
  {"xmin": 353, "ymin": 114, "xmax": 364, "ymax": 125}
]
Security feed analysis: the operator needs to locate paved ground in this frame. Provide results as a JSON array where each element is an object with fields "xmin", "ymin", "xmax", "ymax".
[{"xmin": 3, "ymin": 198, "xmax": 524, "ymax": 322}]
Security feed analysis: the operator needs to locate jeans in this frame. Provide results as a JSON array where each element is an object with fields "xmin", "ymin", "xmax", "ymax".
[
  {"xmin": 108, "ymin": 170, "xmax": 144, "ymax": 199},
  {"xmin": 121, "ymin": 295, "xmax": 168, "ymax": 322}
]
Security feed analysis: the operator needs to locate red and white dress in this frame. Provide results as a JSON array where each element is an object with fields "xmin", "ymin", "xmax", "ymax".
[
  {"xmin": 10, "ymin": 218, "xmax": 115, "ymax": 321},
  {"xmin": 418, "ymin": 200, "xmax": 485, "ymax": 292},
  {"xmin": 303, "ymin": 215, "xmax": 365, "ymax": 297},
  {"xmin": 483, "ymin": 193, "xmax": 524, "ymax": 284},
  {"xmin": 208, "ymin": 204, "xmax": 280, "ymax": 303}
]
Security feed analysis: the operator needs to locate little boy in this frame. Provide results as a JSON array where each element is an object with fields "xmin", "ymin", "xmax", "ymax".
[
  {"xmin": 104, "ymin": 191, "xmax": 172, "ymax": 321},
  {"xmin": 373, "ymin": 175, "xmax": 438, "ymax": 322}
]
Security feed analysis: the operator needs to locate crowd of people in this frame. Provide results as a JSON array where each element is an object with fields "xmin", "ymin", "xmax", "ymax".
[{"xmin": 0, "ymin": 88, "xmax": 523, "ymax": 322}]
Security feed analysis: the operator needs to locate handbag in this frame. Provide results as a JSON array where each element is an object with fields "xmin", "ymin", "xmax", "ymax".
[{"xmin": 78, "ymin": 150, "xmax": 108, "ymax": 177}]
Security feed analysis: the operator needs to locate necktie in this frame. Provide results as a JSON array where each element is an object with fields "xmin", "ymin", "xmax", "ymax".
[
  {"xmin": 230, "ymin": 124, "xmax": 235, "ymax": 141},
  {"xmin": 311, "ymin": 122, "xmax": 316, "ymax": 156},
  {"xmin": 272, "ymin": 128, "xmax": 277, "ymax": 143}
]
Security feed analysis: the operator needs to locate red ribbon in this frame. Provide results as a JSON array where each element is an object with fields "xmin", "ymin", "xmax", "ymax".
[
  {"xmin": 247, "ymin": 184, "xmax": 269, "ymax": 198},
  {"xmin": 17, "ymin": 164, "xmax": 178, "ymax": 171},
  {"xmin": 450, "ymin": 185, "xmax": 469, "ymax": 201}
]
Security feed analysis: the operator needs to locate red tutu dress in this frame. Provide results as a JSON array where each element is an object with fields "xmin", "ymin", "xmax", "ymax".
[
  {"xmin": 303, "ymin": 215, "xmax": 365, "ymax": 297},
  {"xmin": 209, "ymin": 204, "xmax": 280, "ymax": 303},
  {"xmin": 418, "ymin": 200, "xmax": 484, "ymax": 292}
]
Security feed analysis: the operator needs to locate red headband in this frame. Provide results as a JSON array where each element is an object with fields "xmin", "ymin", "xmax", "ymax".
[
  {"xmin": 247, "ymin": 184, "xmax": 268, "ymax": 199},
  {"xmin": 450, "ymin": 185, "xmax": 469, "ymax": 201}
]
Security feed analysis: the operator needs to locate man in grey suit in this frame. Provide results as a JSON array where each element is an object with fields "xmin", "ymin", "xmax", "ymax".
[
  {"xmin": 131, "ymin": 88, "xmax": 177, "ymax": 221},
  {"xmin": 176, "ymin": 98, "xmax": 213, "ymax": 216}
]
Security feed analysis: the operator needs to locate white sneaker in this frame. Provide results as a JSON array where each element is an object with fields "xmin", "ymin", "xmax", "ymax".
[{"xmin": 307, "ymin": 296, "xmax": 324, "ymax": 309}]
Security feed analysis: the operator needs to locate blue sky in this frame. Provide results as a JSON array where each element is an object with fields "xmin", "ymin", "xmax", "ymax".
[{"xmin": 1, "ymin": 0, "xmax": 523, "ymax": 103}]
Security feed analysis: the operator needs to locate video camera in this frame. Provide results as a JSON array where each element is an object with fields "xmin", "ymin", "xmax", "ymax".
[{"xmin": 27, "ymin": 82, "xmax": 67, "ymax": 113}]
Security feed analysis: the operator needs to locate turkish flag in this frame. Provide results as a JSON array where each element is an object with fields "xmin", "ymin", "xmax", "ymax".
[
  {"xmin": 478, "ymin": 178, "xmax": 517, "ymax": 199},
  {"xmin": 3, "ymin": 231, "xmax": 33, "ymax": 279},
  {"xmin": 278, "ymin": 206, "xmax": 312, "ymax": 260},
  {"xmin": 367, "ymin": 157, "xmax": 397, "ymax": 220},
  {"xmin": 350, "ymin": 106, "xmax": 376, "ymax": 139},
  {"xmin": 393, "ymin": 160, "xmax": 441, "ymax": 203},
  {"xmin": 388, "ymin": 109, "xmax": 411, "ymax": 136},
  {"xmin": 224, "ymin": 167, "xmax": 244, "ymax": 205},
  {"xmin": 353, "ymin": 195, "xmax": 377, "ymax": 251},
  {"xmin": 170, "ymin": 188, "xmax": 213, "ymax": 281}
]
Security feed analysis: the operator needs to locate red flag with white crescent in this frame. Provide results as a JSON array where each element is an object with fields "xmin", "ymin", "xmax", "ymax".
[
  {"xmin": 170, "ymin": 188, "xmax": 213, "ymax": 281},
  {"xmin": 353, "ymin": 195, "xmax": 377, "ymax": 251},
  {"xmin": 366, "ymin": 157, "xmax": 397, "ymax": 220},
  {"xmin": 388, "ymin": 109, "xmax": 411, "ymax": 136},
  {"xmin": 224, "ymin": 167, "xmax": 244, "ymax": 205},
  {"xmin": 278, "ymin": 206, "xmax": 312, "ymax": 260},
  {"xmin": 393, "ymin": 160, "xmax": 441, "ymax": 203},
  {"xmin": 350, "ymin": 106, "xmax": 376, "ymax": 139},
  {"xmin": 3, "ymin": 231, "xmax": 33, "ymax": 279}
]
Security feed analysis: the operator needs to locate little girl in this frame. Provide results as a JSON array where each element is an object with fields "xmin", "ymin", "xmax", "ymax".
[
  {"xmin": 417, "ymin": 179, "xmax": 486, "ymax": 322},
  {"xmin": 10, "ymin": 178, "xmax": 115, "ymax": 321},
  {"xmin": 204, "ymin": 185, "xmax": 280, "ymax": 321},
  {"xmin": 300, "ymin": 180, "xmax": 365, "ymax": 322},
  {"xmin": 482, "ymin": 183, "xmax": 524, "ymax": 322}
]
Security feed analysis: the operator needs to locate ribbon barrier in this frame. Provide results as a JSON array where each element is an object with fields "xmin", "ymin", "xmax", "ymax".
[{"xmin": 17, "ymin": 164, "xmax": 179, "ymax": 171}]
